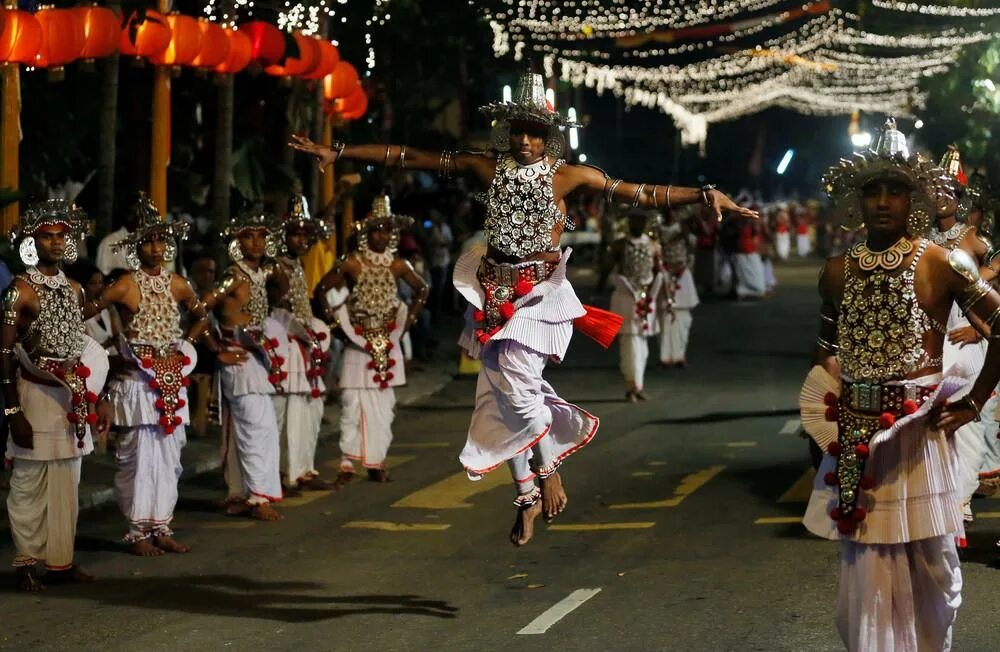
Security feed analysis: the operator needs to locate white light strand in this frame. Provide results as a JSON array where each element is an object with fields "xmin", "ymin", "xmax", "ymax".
[{"xmin": 872, "ymin": 1, "xmax": 1000, "ymax": 17}]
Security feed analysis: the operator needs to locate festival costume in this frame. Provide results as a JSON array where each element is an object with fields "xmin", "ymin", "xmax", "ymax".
[
  {"xmin": 610, "ymin": 233, "xmax": 661, "ymax": 393},
  {"xmin": 775, "ymin": 220, "xmax": 791, "ymax": 260},
  {"xmin": 5, "ymin": 201, "xmax": 109, "ymax": 571},
  {"xmin": 336, "ymin": 198, "xmax": 409, "ymax": 472},
  {"xmin": 733, "ymin": 220, "xmax": 766, "ymax": 298},
  {"xmin": 658, "ymin": 222, "xmax": 699, "ymax": 365},
  {"xmin": 803, "ymin": 120, "xmax": 967, "ymax": 651}
]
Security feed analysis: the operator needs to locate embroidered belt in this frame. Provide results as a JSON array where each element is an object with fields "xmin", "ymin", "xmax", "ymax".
[
  {"xmin": 478, "ymin": 257, "xmax": 557, "ymax": 288},
  {"xmin": 842, "ymin": 381, "xmax": 934, "ymax": 414},
  {"xmin": 130, "ymin": 342, "xmax": 188, "ymax": 435},
  {"xmin": 22, "ymin": 355, "xmax": 93, "ymax": 448}
]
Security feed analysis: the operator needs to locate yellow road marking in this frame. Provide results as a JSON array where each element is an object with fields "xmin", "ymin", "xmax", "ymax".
[
  {"xmin": 392, "ymin": 469, "xmax": 508, "ymax": 509},
  {"xmin": 649, "ymin": 461, "xmax": 667, "ymax": 467},
  {"xmin": 973, "ymin": 512, "xmax": 1000, "ymax": 518},
  {"xmin": 631, "ymin": 471, "xmax": 654, "ymax": 477},
  {"xmin": 342, "ymin": 521, "xmax": 451, "ymax": 532},
  {"xmin": 392, "ymin": 442, "xmax": 451, "ymax": 449},
  {"xmin": 778, "ymin": 468, "xmax": 816, "ymax": 504},
  {"xmin": 610, "ymin": 465, "xmax": 726, "ymax": 509},
  {"xmin": 702, "ymin": 441, "xmax": 758, "ymax": 448},
  {"xmin": 754, "ymin": 517, "xmax": 803, "ymax": 525},
  {"xmin": 548, "ymin": 522, "xmax": 656, "ymax": 531},
  {"xmin": 186, "ymin": 521, "xmax": 256, "ymax": 529}
]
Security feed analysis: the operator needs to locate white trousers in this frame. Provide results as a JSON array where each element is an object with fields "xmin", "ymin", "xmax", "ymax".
[
  {"xmin": 797, "ymin": 234, "xmax": 812, "ymax": 257},
  {"xmin": 274, "ymin": 394, "xmax": 324, "ymax": 485},
  {"xmin": 339, "ymin": 388, "xmax": 396, "ymax": 469},
  {"xmin": 115, "ymin": 425, "xmax": 186, "ymax": 542},
  {"xmin": 223, "ymin": 394, "xmax": 283, "ymax": 505},
  {"xmin": 775, "ymin": 232, "xmax": 791, "ymax": 260},
  {"xmin": 6, "ymin": 457, "xmax": 81, "ymax": 570},
  {"xmin": 837, "ymin": 535, "xmax": 961, "ymax": 652},
  {"xmin": 953, "ymin": 420, "xmax": 987, "ymax": 504},
  {"xmin": 619, "ymin": 334, "xmax": 649, "ymax": 391},
  {"xmin": 658, "ymin": 310, "xmax": 692, "ymax": 364}
]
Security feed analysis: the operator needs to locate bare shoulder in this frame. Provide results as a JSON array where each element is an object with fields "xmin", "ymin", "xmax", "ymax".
[
  {"xmin": 819, "ymin": 255, "xmax": 846, "ymax": 292},
  {"xmin": 920, "ymin": 240, "xmax": 951, "ymax": 270},
  {"xmin": 170, "ymin": 272, "xmax": 195, "ymax": 295},
  {"xmin": 9, "ymin": 277, "xmax": 37, "ymax": 303}
]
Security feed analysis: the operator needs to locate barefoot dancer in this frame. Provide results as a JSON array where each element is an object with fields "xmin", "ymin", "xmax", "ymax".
[
  {"xmin": 271, "ymin": 194, "xmax": 334, "ymax": 491},
  {"xmin": 291, "ymin": 71, "xmax": 757, "ymax": 545},
  {"xmin": 2, "ymin": 200, "xmax": 110, "ymax": 590},
  {"xmin": 85, "ymin": 196, "xmax": 209, "ymax": 555},
  {"xmin": 202, "ymin": 210, "xmax": 289, "ymax": 521},
  {"xmin": 657, "ymin": 210, "xmax": 699, "ymax": 368},
  {"xmin": 313, "ymin": 196, "xmax": 428, "ymax": 484}
]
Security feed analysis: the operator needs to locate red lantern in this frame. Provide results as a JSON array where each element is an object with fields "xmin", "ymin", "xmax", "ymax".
[
  {"xmin": 215, "ymin": 27, "xmax": 251, "ymax": 74},
  {"xmin": 324, "ymin": 60, "xmax": 359, "ymax": 100},
  {"xmin": 75, "ymin": 5, "xmax": 118, "ymax": 61},
  {"xmin": 0, "ymin": 9, "xmax": 43, "ymax": 65},
  {"xmin": 120, "ymin": 9, "xmax": 171, "ymax": 60},
  {"xmin": 336, "ymin": 86, "xmax": 369, "ymax": 121},
  {"xmin": 34, "ymin": 8, "xmax": 85, "ymax": 71},
  {"xmin": 149, "ymin": 13, "xmax": 203, "ymax": 66},
  {"xmin": 242, "ymin": 20, "xmax": 283, "ymax": 67},
  {"xmin": 190, "ymin": 18, "xmax": 229, "ymax": 68},
  {"xmin": 265, "ymin": 31, "xmax": 320, "ymax": 77},
  {"xmin": 302, "ymin": 37, "xmax": 339, "ymax": 80}
]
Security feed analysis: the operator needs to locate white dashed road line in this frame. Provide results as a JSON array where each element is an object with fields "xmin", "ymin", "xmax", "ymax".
[{"xmin": 517, "ymin": 588, "xmax": 603, "ymax": 635}]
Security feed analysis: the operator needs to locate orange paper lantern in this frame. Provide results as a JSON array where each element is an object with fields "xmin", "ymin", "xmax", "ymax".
[
  {"xmin": 215, "ymin": 27, "xmax": 251, "ymax": 74},
  {"xmin": 302, "ymin": 37, "xmax": 339, "ymax": 80},
  {"xmin": 324, "ymin": 60, "xmax": 359, "ymax": 100},
  {"xmin": 0, "ymin": 9, "xmax": 43, "ymax": 65},
  {"xmin": 337, "ymin": 86, "xmax": 368, "ymax": 121},
  {"xmin": 149, "ymin": 13, "xmax": 202, "ymax": 66},
  {"xmin": 190, "ymin": 19, "xmax": 229, "ymax": 68},
  {"xmin": 76, "ymin": 5, "xmax": 119, "ymax": 61},
  {"xmin": 35, "ymin": 7, "xmax": 85, "ymax": 70},
  {"xmin": 120, "ymin": 10, "xmax": 171, "ymax": 59},
  {"xmin": 264, "ymin": 31, "xmax": 320, "ymax": 77},
  {"xmin": 242, "ymin": 20, "xmax": 283, "ymax": 67}
]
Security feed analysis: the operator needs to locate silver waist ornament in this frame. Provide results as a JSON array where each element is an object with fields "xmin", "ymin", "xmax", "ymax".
[
  {"xmin": 131, "ymin": 268, "xmax": 181, "ymax": 350},
  {"xmin": 484, "ymin": 154, "xmax": 570, "ymax": 258},
  {"xmin": 22, "ymin": 268, "xmax": 84, "ymax": 359},
  {"xmin": 348, "ymin": 251, "xmax": 400, "ymax": 328},
  {"xmin": 621, "ymin": 236, "xmax": 655, "ymax": 288}
]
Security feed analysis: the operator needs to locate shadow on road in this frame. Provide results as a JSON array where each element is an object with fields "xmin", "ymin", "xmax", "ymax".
[
  {"xmin": 0, "ymin": 573, "xmax": 459, "ymax": 622},
  {"xmin": 649, "ymin": 408, "xmax": 799, "ymax": 425}
]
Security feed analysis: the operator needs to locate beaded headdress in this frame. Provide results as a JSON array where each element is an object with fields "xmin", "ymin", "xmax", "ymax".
[
  {"xmin": 355, "ymin": 195, "xmax": 413, "ymax": 254},
  {"xmin": 821, "ymin": 118, "xmax": 943, "ymax": 235},
  {"xmin": 111, "ymin": 193, "xmax": 190, "ymax": 268},
  {"xmin": 480, "ymin": 71, "xmax": 578, "ymax": 159},
  {"xmin": 9, "ymin": 199, "xmax": 89, "ymax": 265},
  {"xmin": 283, "ymin": 193, "xmax": 329, "ymax": 242},
  {"xmin": 935, "ymin": 145, "xmax": 981, "ymax": 221},
  {"xmin": 224, "ymin": 206, "xmax": 281, "ymax": 262}
]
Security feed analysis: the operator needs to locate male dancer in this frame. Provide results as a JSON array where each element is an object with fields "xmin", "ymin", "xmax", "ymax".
[
  {"xmin": 658, "ymin": 209, "xmax": 699, "ymax": 368},
  {"xmin": 291, "ymin": 71, "xmax": 755, "ymax": 545},
  {"xmin": 2, "ymin": 200, "xmax": 110, "ymax": 590},
  {"xmin": 85, "ymin": 196, "xmax": 210, "ymax": 555},
  {"xmin": 804, "ymin": 119, "xmax": 1000, "ymax": 650},
  {"xmin": 271, "ymin": 194, "xmax": 334, "ymax": 491},
  {"xmin": 313, "ymin": 196, "xmax": 428, "ymax": 483},
  {"xmin": 603, "ymin": 211, "xmax": 662, "ymax": 401},
  {"xmin": 202, "ymin": 210, "xmax": 289, "ymax": 521}
]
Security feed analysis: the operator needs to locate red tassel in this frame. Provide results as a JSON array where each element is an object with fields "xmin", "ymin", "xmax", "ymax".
[
  {"xmin": 499, "ymin": 302, "xmax": 515, "ymax": 321},
  {"xmin": 311, "ymin": 388, "xmax": 322, "ymax": 399},
  {"xmin": 85, "ymin": 391, "xmax": 99, "ymax": 404},
  {"xmin": 573, "ymin": 305, "xmax": 624, "ymax": 349}
]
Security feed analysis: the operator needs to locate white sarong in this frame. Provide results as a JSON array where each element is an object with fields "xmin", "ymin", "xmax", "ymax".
[
  {"xmin": 7, "ymin": 457, "xmax": 81, "ymax": 570},
  {"xmin": 339, "ymin": 388, "xmax": 396, "ymax": 469},
  {"xmin": 733, "ymin": 253, "xmax": 766, "ymax": 298},
  {"xmin": 943, "ymin": 303, "xmax": 988, "ymax": 505},
  {"xmin": 115, "ymin": 425, "xmax": 186, "ymax": 542},
  {"xmin": 658, "ymin": 310, "xmax": 693, "ymax": 365},
  {"xmin": 775, "ymin": 232, "xmax": 791, "ymax": 260},
  {"xmin": 275, "ymin": 393, "xmax": 325, "ymax": 481},
  {"xmin": 797, "ymin": 232, "xmax": 812, "ymax": 257}
]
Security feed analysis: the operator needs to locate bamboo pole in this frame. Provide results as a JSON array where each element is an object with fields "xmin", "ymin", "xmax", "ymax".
[{"xmin": 0, "ymin": 61, "xmax": 19, "ymax": 234}]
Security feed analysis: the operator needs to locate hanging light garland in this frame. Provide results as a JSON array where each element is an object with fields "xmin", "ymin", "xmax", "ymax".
[{"xmin": 872, "ymin": 1, "xmax": 1000, "ymax": 17}]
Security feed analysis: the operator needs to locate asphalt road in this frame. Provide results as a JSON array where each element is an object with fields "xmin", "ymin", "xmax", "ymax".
[{"xmin": 3, "ymin": 262, "xmax": 1000, "ymax": 652}]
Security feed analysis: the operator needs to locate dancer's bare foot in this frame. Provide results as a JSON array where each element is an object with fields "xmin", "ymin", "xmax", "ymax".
[
  {"xmin": 367, "ymin": 468, "xmax": 391, "ymax": 483},
  {"xmin": 129, "ymin": 539, "xmax": 165, "ymax": 557},
  {"xmin": 510, "ymin": 501, "xmax": 543, "ymax": 546},
  {"xmin": 540, "ymin": 472, "xmax": 568, "ymax": 522},
  {"xmin": 15, "ymin": 566, "xmax": 44, "ymax": 592},
  {"xmin": 334, "ymin": 470, "xmax": 354, "ymax": 488},
  {"xmin": 249, "ymin": 503, "xmax": 284, "ymax": 521},
  {"xmin": 224, "ymin": 501, "xmax": 251, "ymax": 517},
  {"xmin": 300, "ymin": 476, "xmax": 336, "ymax": 491},
  {"xmin": 635, "ymin": 391, "xmax": 650, "ymax": 401},
  {"xmin": 46, "ymin": 565, "xmax": 96, "ymax": 584},
  {"xmin": 154, "ymin": 535, "xmax": 191, "ymax": 553},
  {"xmin": 625, "ymin": 391, "xmax": 638, "ymax": 403}
]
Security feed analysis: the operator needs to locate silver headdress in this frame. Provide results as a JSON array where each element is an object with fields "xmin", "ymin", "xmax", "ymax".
[
  {"xmin": 111, "ymin": 193, "xmax": 190, "ymax": 269},
  {"xmin": 821, "ymin": 118, "xmax": 943, "ymax": 235},
  {"xmin": 224, "ymin": 206, "xmax": 281, "ymax": 262},
  {"xmin": 480, "ymin": 71, "xmax": 578, "ymax": 159},
  {"xmin": 283, "ymin": 192, "xmax": 329, "ymax": 242},
  {"xmin": 936, "ymin": 145, "xmax": 980, "ymax": 221},
  {"xmin": 355, "ymin": 195, "xmax": 413, "ymax": 254},
  {"xmin": 9, "ymin": 199, "xmax": 89, "ymax": 266}
]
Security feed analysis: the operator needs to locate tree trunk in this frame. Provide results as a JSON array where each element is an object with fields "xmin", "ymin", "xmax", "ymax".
[
  {"xmin": 212, "ymin": 74, "xmax": 234, "ymax": 250},
  {"xmin": 96, "ymin": 50, "xmax": 119, "ymax": 237}
]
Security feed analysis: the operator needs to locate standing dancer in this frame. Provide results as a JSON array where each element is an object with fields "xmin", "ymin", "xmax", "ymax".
[
  {"xmin": 802, "ymin": 119, "xmax": 1000, "ymax": 650},
  {"xmin": 658, "ymin": 210, "xmax": 699, "ymax": 368},
  {"xmin": 85, "ymin": 196, "xmax": 208, "ymax": 555},
  {"xmin": 291, "ymin": 71, "xmax": 755, "ymax": 545},
  {"xmin": 202, "ymin": 210, "xmax": 289, "ymax": 521},
  {"xmin": 2, "ymin": 200, "xmax": 109, "ymax": 590},
  {"xmin": 313, "ymin": 196, "xmax": 428, "ymax": 483},
  {"xmin": 271, "ymin": 194, "xmax": 334, "ymax": 491},
  {"xmin": 604, "ymin": 211, "xmax": 662, "ymax": 401}
]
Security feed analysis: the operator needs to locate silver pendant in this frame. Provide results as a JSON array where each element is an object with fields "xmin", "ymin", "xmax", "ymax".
[
  {"xmin": 18, "ymin": 237, "xmax": 38, "ymax": 266},
  {"xmin": 228, "ymin": 239, "xmax": 244, "ymax": 262},
  {"xmin": 164, "ymin": 240, "xmax": 177, "ymax": 262},
  {"xmin": 63, "ymin": 239, "xmax": 78, "ymax": 264}
]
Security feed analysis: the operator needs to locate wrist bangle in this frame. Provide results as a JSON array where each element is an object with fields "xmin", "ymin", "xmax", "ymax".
[
  {"xmin": 964, "ymin": 395, "xmax": 984, "ymax": 421},
  {"xmin": 701, "ymin": 184, "xmax": 717, "ymax": 207},
  {"xmin": 4, "ymin": 405, "xmax": 21, "ymax": 416}
]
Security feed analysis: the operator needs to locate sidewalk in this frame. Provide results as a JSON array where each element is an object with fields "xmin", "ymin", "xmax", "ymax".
[{"xmin": 0, "ymin": 357, "xmax": 457, "ymax": 514}]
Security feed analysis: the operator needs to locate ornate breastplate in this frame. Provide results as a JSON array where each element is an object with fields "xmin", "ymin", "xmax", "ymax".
[
  {"xmin": 621, "ymin": 236, "xmax": 655, "ymax": 288},
  {"xmin": 837, "ymin": 240, "xmax": 942, "ymax": 382},
  {"xmin": 929, "ymin": 223, "xmax": 970, "ymax": 250},
  {"xmin": 484, "ymin": 154, "xmax": 568, "ymax": 258},
  {"xmin": 283, "ymin": 258, "xmax": 313, "ymax": 323},
  {"xmin": 22, "ymin": 268, "xmax": 84, "ymax": 359},
  {"xmin": 348, "ymin": 251, "xmax": 400, "ymax": 328},
  {"xmin": 131, "ymin": 269, "xmax": 181, "ymax": 349},
  {"xmin": 236, "ymin": 262, "xmax": 269, "ymax": 328}
]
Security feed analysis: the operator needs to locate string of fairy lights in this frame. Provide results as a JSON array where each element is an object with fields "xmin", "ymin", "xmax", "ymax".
[{"xmin": 487, "ymin": 1, "xmax": 1000, "ymax": 148}]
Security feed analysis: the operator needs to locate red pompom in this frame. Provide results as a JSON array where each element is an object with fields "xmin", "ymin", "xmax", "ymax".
[
  {"xmin": 275, "ymin": 356, "xmax": 286, "ymax": 366},
  {"xmin": 354, "ymin": 325, "xmax": 364, "ymax": 336},
  {"xmin": 379, "ymin": 381, "xmax": 389, "ymax": 390},
  {"xmin": 386, "ymin": 372, "xmax": 395, "ymax": 381},
  {"xmin": 514, "ymin": 280, "xmax": 533, "ymax": 297},
  {"xmin": 149, "ymin": 379, "xmax": 159, "ymax": 390},
  {"xmin": 269, "ymin": 338, "xmax": 280, "ymax": 348},
  {"xmin": 830, "ymin": 507, "xmax": 842, "ymax": 521},
  {"xmin": 837, "ymin": 518, "xmax": 857, "ymax": 535},
  {"xmin": 825, "ymin": 406, "xmax": 838, "ymax": 421},
  {"xmin": 366, "ymin": 360, "xmax": 376, "ymax": 370},
  {"xmin": 268, "ymin": 374, "xmax": 280, "ymax": 385},
  {"xmin": 181, "ymin": 377, "xmax": 190, "ymax": 387},
  {"xmin": 85, "ymin": 391, "xmax": 98, "ymax": 404},
  {"xmin": 499, "ymin": 302, "xmax": 516, "ymax": 321},
  {"xmin": 279, "ymin": 371, "xmax": 288, "ymax": 380},
  {"xmin": 646, "ymin": 306, "xmax": 654, "ymax": 314},
  {"xmin": 85, "ymin": 413, "xmax": 98, "ymax": 425},
  {"xmin": 172, "ymin": 416, "xmax": 182, "ymax": 426},
  {"xmin": 387, "ymin": 321, "xmax": 397, "ymax": 331},
  {"xmin": 164, "ymin": 425, "xmax": 175, "ymax": 435},
  {"xmin": 902, "ymin": 399, "xmax": 919, "ymax": 415},
  {"xmin": 364, "ymin": 343, "xmax": 373, "ymax": 352},
  {"xmin": 311, "ymin": 388, "xmax": 322, "ymax": 399},
  {"xmin": 159, "ymin": 415, "xmax": 171, "ymax": 426},
  {"xmin": 77, "ymin": 440, "xmax": 84, "ymax": 449},
  {"xmin": 72, "ymin": 393, "xmax": 83, "ymax": 406},
  {"xmin": 176, "ymin": 399, "xmax": 185, "ymax": 409},
  {"xmin": 823, "ymin": 471, "xmax": 837, "ymax": 486},
  {"xmin": 76, "ymin": 365, "xmax": 91, "ymax": 379},
  {"xmin": 854, "ymin": 443, "xmax": 870, "ymax": 459},
  {"xmin": 141, "ymin": 358, "xmax": 154, "ymax": 369},
  {"xmin": 852, "ymin": 507, "xmax": 867, "ymax": 522},
  {"xmin": 827, "ymin": 441, "xmax": 842, "ymax": 456},
  {"xmin": 155, "ymin": 398, "xmax": 166, "ymax": 410},
  {"xmin": 182, "ymin": 355, "xmax": 191, "ymax": 365},
  {"xmin": 372, "ymin": 375, "xmax": 382, "ymax": 384},
  {"xmin": 477, "ymin": 331, "xmax": 491, "ymax": 345},
  {"xmin": 317, "ymin": 332, "xmax": 328, "ymax": 341},
  {"xmin": 473, "ymin": 310, "xmax": 485, "ymax": 323},
  {"xmin": 860, "ymin": 476, "xmax": 875, "ymax": 490},
  {"xmin": 879, "ymin": 412, "xmax": 895, "ymax": 429},
  {"xmin": 823, "ymin": 392, "xmax": 838, "ymax": 406},
  {"xmin": 388, "ymin": 359, "xmax": 396, "ymax": 368}
]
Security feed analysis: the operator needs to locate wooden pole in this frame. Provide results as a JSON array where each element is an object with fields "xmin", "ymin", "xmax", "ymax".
[
  {"xmin": 212, "ymin": 74, "xmax": 234, "ymax": 238},
  {"xmin": 149, "ymin": 0, "xmax": 172, "ymax": 213},
  {"xmin": 97, "ymin": 49, "xmax": 120, "ymax": 236},
  {"xmin": 0, "ymin": 61, "xmax": 20, "ymax": 234}
]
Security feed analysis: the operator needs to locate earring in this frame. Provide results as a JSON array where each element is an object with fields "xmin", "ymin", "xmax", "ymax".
[
  {"xmin": 125, "ymin": 247, "xmax": 141, "ymax": 271},
  {"xmin": 544, "ymin": 129, "xmax": 564, "ymax": 158},
  {"xmin": 164, "ymin": 241, "xmax": 177, "ymax": 263},
  {"xmin": 907, "ymin": 209, "xmax": 931, "ymax": 237},
  {"xmin": 18, "ymin": 237, "xmax": 38, "ymax": 266},
  {"xmin": 264, "ymin": 236, "xmax": 278, "ymax": 258},
  {"xmin": 63, "ymin": 239, "xmax": 79, "ymax": 264},
  {"xmin": 228, "ymin": 239, "xmax": 244, "ymax": 262}
]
